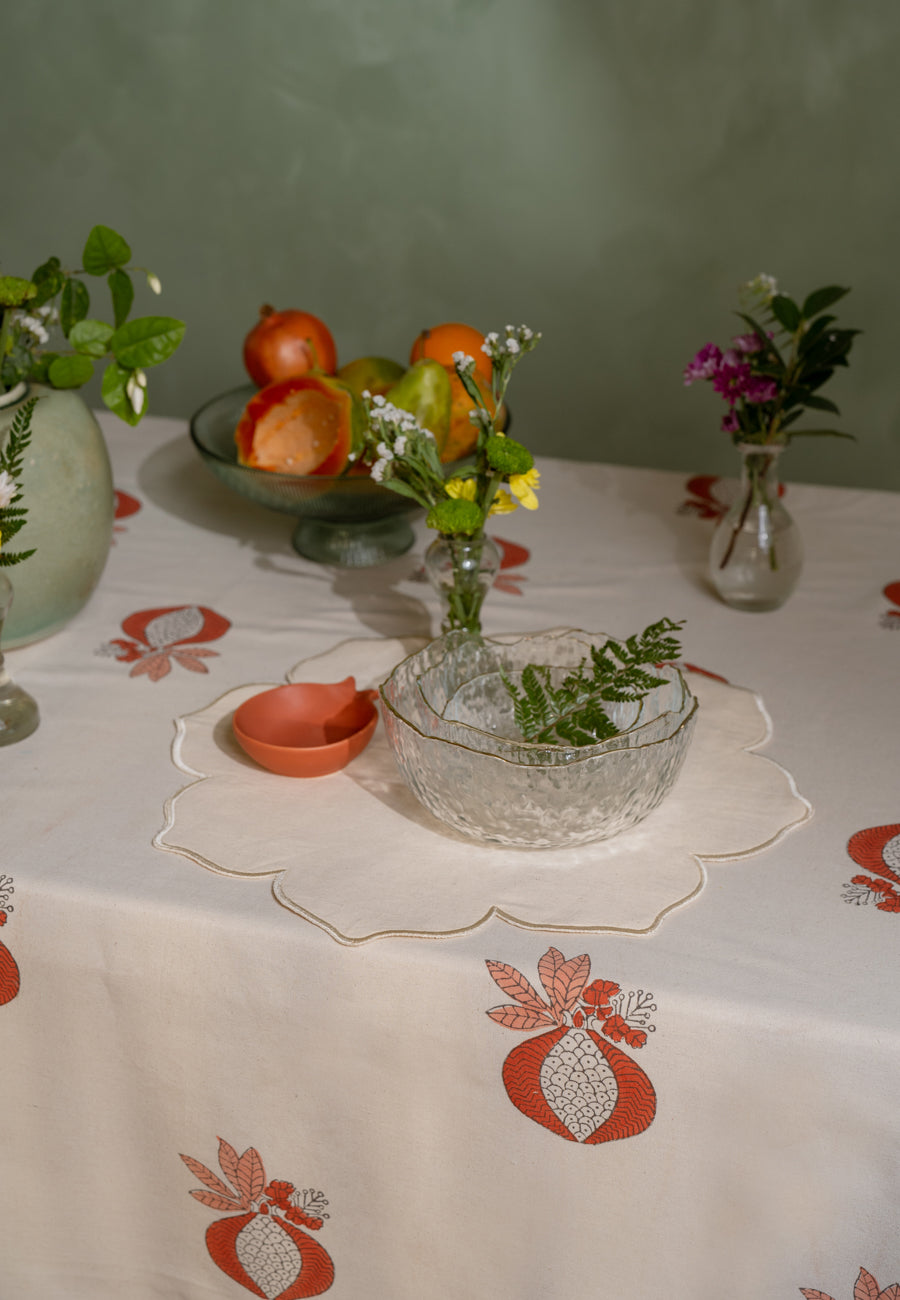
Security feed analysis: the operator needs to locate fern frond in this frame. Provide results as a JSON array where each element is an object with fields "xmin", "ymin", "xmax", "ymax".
[{"xmin": 503, "ymin": 618, "xmax": 685, "ymax": 747}]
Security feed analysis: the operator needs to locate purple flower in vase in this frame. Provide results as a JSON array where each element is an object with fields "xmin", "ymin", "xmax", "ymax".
[
  {"xmin": 731, "ymin": 332, "xmax": 763, "ymax": 354},
  {"xmin": 744, "ymin": 375, "xmax": 779, "ymax": 404},
  {"xmin": 683, "ymin": 343, "xmax": 722, "ymax": 386},
  {"xmin": 721, "ymin": 409, "xmax": 740, "ymax": 433},
  {"xmin": 711, "ymin": 361, "xmax": 751, "ymax": 402}
]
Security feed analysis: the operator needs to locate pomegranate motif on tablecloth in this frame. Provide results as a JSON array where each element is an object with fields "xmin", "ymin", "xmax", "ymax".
[
  {"xmin": 800, "ymin": 1264, "xmax": 900, "ymax": 1298},
  {"xmin": 181, "ymin": 1138, "xmax": 334, "ymax": 1298},
  {"xmin": 841, "ymin": 823, "xmax": 900, "ymax": 912},
  {"xmin": 492, "ymin": 535, "xmax": 530, "ymax": 596},
  {"xmin": 113, "ymin": 489, "xmax": 142, "ymax": 539},
  {"xmin": 0, "ymin": 875, "xmax": 20, "ymax": 1006},
  {"xmin": 880, "ymin": 581, "xmax": 900, "ymax": 630},
  {"xmin": 678, "ymin": 473, "xmax": 784, "ymax": 520},
  {"xmin": 99, "ymin": 605, "xmax": 231, "ymax": 680},
  {"xmin": 486, "ymin": 946, "xmax": 657, "ymax": 1144}
]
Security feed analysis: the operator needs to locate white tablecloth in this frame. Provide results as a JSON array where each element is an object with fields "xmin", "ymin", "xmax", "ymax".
[{"xmin": 2, "ymin": 412, "xmax": 899, "ymax": 1300}]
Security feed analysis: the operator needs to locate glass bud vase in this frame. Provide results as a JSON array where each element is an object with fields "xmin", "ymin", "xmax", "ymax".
[
  {"xmin": 709, "ymin": 443, "xmax": 803, "ymax": 612},
  {"xmin": 424, "ymin": 531, "xmax": 501, "ymax": 635},
  {"xmin": 0, "ymin": 572, "xmax": 40, "ymax": 746}
]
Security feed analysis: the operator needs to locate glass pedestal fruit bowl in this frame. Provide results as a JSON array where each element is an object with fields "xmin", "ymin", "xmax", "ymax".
[
  {"xmin": 379, "ymin": 629, "xmax": 698, "ymax": 849},
  {"xmin": 190, "ymin": 385, "xmax": 421, "ymax": 567}
]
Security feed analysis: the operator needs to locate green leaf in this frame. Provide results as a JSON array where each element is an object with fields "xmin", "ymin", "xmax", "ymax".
[
  {"xmin": 788, "ymin": 427, "xmax": 856, "ymax": 440},
  {"xmin": 770, "ymin": 294, "xmax": 802, "ymax": 332},
  {"xmin": 110, "ymin": 315, "xmax": 185, "ymax": 369},
  {"xmin": 0, "ymin": 276, "xmax": 37, "ymax": 307},
  {"xmin": 82, "ymin": 225, "xmax": 132, "ymax": 275},
  {"xmin": 60, "ymin": 278, "xmax": 90, "ymax": 335},
  {"xmin": 801, "ymin": 285, "xmax": 849, "ymax": 319},
  {"xmin": 101, "ymin": 360, "xmax": 141, "ymax": 426},
  {"xmin": 69, "ymin": 318, "xmax": 115, "ymax": 358},
  {"xmin": 26, "ymin": 351, "xmax": 60, "ymax": 383},
  {"xmin": 30, "ymin": 256, "xmax": 63, "ymax": 303},
  {"xmin": 801, "ymin": 393, "xmax": 840, "ymax": 414},
  {"xmin": 108, "ymin": 268, "xmax": 134, "ymax": 329},
  {"xmin": 48, "ymin": 354, "xmax": 95, "ymax": 388}
]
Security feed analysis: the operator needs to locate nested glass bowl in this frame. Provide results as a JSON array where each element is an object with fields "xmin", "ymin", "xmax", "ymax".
[
  {"xmin": 190, "ymin": 385, "xmax": 421, "ymax": 567},
  {"xmin": 379, "ymin": 630, "xmax": 698, "ymax": 848}
]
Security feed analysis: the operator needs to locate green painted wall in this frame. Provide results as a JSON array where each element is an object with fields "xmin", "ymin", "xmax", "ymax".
[{"xmin": 5, "ymin": 0, "xmax": 899, "ymax": 489}]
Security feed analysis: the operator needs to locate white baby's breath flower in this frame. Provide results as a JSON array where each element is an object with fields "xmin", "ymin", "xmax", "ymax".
[
  {"xmin": 452, "ymin": 351, "xmax": 476, "ymax": 375},
  {"xmin": 16, "ymin": 313, "xmax": 50, "ymax": 344},
  {"xmin": 394, "ymin": 434, "xmax": 408, "ymax": 456},
  {"xmin": 0, "ymin": 470, "xmax": 17, "ymax": 509},
  {"xmin": 376, "ymin": 441, "xmax": 393, "ymax": 460},
  {"xmin": 147, "ymin": 272, "xmax": 162, "ymax": 294},
  {"xmin": 372, "ymin": 394, "xmax": 386, "ymax": 407},
  {"xmin": 505, "ymin": 337, "xmax": 520, "ymax": 354},
  {"xmin": 370, "ymin": 458, "xmax": 389, "ymax": 482},
  {"xmin": 362, "ymin": 389, "xmax": 372, "ymax": 399}
]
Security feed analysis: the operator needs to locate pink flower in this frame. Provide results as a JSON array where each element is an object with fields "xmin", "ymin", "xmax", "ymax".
[
  {"xmin": 721, "ymin": 410, "xmax": 740, "ymax": 433},
  {"xmin": 744, "ymin": 375, "xmax": 778, "ymax": 404},
  {"xmin": 683, "ymin": 343, "xmax": 722, "ymax": 386},
  {"xmin": 731, "ymin": 332, "xmax": 763, "ymax": 354},
  {"xmin": 711, "ymin": 361, "xmax": 751, "ymax": 403}
]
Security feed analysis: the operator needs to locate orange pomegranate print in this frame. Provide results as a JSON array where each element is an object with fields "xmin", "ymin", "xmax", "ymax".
[
  {"xmin": 486, "ymin": 946, "xmax": 657, "ymax": 1144},
  {"xmin": 842, "ymin": 823, "xmax": 900, "ymax": 912},
  {"xmin": 0, "ymin": 875, "xmax": 19, "ymax": 1006},
  {"xmin": 800, "ymin": 1263, "xmax": 900, "ymax": 1299},
  {"xmin": 181, "ymin": 1138, "xmax": 334, "ymax": 1298}
]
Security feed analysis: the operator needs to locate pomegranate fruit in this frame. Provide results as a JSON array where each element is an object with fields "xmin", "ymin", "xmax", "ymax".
[{"xmin": 243, "ymin": 306, "xmax": 337, "ymax": 387}]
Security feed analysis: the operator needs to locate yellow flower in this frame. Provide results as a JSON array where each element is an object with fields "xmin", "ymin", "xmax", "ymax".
[
  {"xmin": 508, "ymin": 467, "xmax": 540, "ymax": 510},
  {"xmin": 445, "ymin": 477, "xmax": 477, "ymax": 502},
  {"xmin": 488, "ymin": 489, "xmax": 518, "ymax": 516}
]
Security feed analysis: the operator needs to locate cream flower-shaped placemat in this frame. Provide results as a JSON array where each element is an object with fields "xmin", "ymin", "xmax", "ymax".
[{"xmin": 154, "ymin": 636, "xmax": 811, "ymax": 944}]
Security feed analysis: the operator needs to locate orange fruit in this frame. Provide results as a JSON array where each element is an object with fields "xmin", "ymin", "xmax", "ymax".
[
  {"xmin": 410, "ymin": 322, "xmax": 492, "ymax": 383},
  {"xmin": 441, "ymin": 371, "xmax": 507, "ymax": 463}
]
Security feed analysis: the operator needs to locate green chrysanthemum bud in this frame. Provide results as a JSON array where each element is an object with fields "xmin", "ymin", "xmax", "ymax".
[
  {"xmin": 485, "ymin": 434, "xmax": 533, "ymax": 477},
  {"xmin": 426, "ymin": 498, "xmax": 485, "ymax": 536}
]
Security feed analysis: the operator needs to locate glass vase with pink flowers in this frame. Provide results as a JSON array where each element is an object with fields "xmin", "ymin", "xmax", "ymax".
[{"xmin": 684, "ymin": 274, "xmax": 860, "ymax": 610}]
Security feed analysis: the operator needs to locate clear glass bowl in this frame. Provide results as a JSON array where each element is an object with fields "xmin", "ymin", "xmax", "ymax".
[
  {"xmin": 190, "ymin": 385, "xmax": 421, "ymax": 567},
  {"xmin": 413, "ymin": 629, "xmax": 690, "ymax": 763},
  {"xmin": 379, "ymin": 630, "xmax": 698, "ymax": 848}
]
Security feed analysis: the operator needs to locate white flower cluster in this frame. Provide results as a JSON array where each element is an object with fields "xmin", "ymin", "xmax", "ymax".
[
  {"xmin": 0, "ymin": 469, "xmax": 17, "ymax": 509},
  {"xmin": 363, "ymin": 393, "xmax": 433, "ymax": 481},
  {"xmin": 14, "ymin": 303, "xmax": 54, "ymax": 345},
  {"xmin": 746, "ymin": 273, "xmax": 779, "ymax": 300},
  {"xmin": 481, "ymin": 324, "xmax": 540, "ymax": 362}
]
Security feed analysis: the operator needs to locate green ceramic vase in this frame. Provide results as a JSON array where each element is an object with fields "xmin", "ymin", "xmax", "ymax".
[{"xmin": 0, "ymin": 382, "xmax": 114, "ymax": 647}]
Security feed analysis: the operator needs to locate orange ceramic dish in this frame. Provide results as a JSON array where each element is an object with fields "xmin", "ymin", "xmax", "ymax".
[{"xmin": 232, "ymin": 678, "xmax": 379, "ymax": 777}]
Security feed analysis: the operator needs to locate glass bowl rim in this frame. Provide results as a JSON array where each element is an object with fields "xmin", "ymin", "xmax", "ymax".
[{"xmin": 380, "ymin": 632, "xmax": 699, "ymax": 769}]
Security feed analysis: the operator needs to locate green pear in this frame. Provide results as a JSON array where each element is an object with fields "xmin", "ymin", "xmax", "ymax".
[
  {"xmin": 385, "ymin": 359, "xmax": 452, "ymax": 454},
  {"xmin": 336, "ymin": 355, "xmax": 405, "ymax": 401}
]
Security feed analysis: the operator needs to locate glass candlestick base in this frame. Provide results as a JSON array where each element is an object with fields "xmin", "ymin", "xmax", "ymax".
[{"xmin": 0, "ymin": 573, "xmax": 39, "ymax": 746}]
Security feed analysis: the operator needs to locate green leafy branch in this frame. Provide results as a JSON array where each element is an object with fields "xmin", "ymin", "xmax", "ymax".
[
  {"xmin": 501, "ymin": 618, "xmax": 685, "ymax": 746},
  {"xmin": 736, "ymin": 282, "xmax": 860, "ymax": 444},
  {"xmin": 0, "ymin": 396, "xmax": 37, "ymax": 566},
  {"xmin": 0, "ymin": 224, "xmax": 185, "ymax": 425}
]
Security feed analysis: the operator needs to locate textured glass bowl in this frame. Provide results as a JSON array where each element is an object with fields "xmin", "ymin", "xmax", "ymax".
[
  {"xmin": 413, "ymin": 629, "xmax": 690, "ymax": 763},
  {"xmin": 190, "ymin": 385, "xmax": 421, "ymax": 567},
  {"xmin": 379, "ymin": 630, "xmax": 698, "ymax": 848}
]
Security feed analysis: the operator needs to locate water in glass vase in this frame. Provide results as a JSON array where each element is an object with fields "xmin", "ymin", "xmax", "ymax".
[{"xmin": 709, "ymin": 444, "xmax": 803, "ymax": 612}]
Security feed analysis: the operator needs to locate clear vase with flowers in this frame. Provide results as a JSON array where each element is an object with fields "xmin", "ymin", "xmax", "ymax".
[
  {"xmin": 684, "ymin": 273, "xmax": 859, "ymax": 610},
  {"xmin": 358, "ymin": 323, "xmax": 541, "ymax": 636}
]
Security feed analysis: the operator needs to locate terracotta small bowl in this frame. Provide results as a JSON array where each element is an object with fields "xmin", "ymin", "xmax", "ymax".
[{"xmin": 232, "ymin": 677, "xmax": 379, "ymax": 777}]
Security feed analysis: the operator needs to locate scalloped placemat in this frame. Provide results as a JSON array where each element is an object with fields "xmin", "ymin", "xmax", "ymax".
[{"xmin": 154, "ymin": 636, "xmax": 811, "ymax": 944}]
